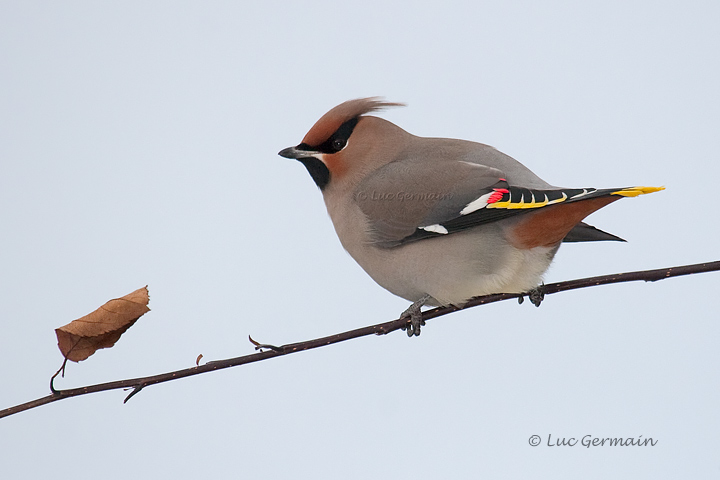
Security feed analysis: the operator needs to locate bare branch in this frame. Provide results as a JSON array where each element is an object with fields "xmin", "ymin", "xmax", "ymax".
[{"xmin": 2, "ymin": 260, "xmax": 718, "ymax": 419}]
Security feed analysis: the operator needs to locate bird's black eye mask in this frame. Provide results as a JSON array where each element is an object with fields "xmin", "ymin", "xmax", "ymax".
[
  {"xmin": 293, "ymin": 117, "xmax": 359, "ymax": 190},
  {"xmin": 298, "ymin": 117, "xmax": 359, "ymax": 155}
]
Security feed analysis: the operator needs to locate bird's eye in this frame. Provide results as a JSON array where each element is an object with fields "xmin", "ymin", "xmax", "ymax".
[{"xmin": 332, "ymin": 138, "xmax": 346, "ymax": 151}]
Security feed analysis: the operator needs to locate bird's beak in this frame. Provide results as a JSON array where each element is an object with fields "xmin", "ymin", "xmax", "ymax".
[{"xmin": 278, "ymin": 145, "xmax": 318, "ymax": 159}]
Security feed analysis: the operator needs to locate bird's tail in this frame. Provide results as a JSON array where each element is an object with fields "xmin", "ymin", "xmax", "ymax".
[
  {"xmin": 610, "ymin": 186, "xmax": 665, "ymax": 197},
  {"xmin": 561, "ymin": 185, "xmax": 664, "ymax": 243}
]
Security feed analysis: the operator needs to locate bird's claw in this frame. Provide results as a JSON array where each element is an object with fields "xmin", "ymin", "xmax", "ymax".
[
  {"xmin": 528, "ymin": 285, "xmax": 545, "ymax": 307},
  {"xmin": 401, "ymin": 310, "xmax": 425, "ymax": 337},
  {"xmin": 400, "ymin": 294, "xmax": 430, "ymax": 337}
]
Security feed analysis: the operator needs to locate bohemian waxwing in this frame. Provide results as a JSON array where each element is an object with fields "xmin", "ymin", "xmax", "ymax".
[{"xmin": 279, "ymin": 98, "xmax": 663, "ymax": 336}]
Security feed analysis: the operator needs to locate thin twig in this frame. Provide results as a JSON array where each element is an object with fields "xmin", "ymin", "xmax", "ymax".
[
  {"xmin": 1, "ymin": 260, "xmax": 718, "ymax": 419},
  {"xmin": 123, "ymin": 384, "xmax": 145, "ymax": 404}
]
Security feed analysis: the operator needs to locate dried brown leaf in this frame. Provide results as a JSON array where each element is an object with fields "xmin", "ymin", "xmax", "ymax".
[
  {"xmin": 55, "ymin": 286, "xmax": 150, "ymax": 362},
  {"xmin": 196, "ymin": 354, "xmax": 203, "ymax": 366}
]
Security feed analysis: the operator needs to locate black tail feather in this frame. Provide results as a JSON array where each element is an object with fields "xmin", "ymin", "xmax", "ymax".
[{"xmin": 563, "ymin": 222, "xmax": 626, "ymax": 243}]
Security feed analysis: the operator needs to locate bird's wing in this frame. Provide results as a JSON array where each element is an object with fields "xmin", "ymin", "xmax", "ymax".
[{"xmin": 355, "ymin": 159, "xmax": 656, "ymax": 248}]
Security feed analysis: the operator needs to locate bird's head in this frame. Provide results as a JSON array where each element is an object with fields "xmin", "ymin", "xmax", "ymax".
[{"xmin": 279, "ymin": 97, "xmax": 406, "ymax": 190}]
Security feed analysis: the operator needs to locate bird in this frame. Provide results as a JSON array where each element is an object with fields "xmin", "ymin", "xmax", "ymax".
[{"xmin": 279, "ymin": 98, "xmax": 663, "ymax": 336}]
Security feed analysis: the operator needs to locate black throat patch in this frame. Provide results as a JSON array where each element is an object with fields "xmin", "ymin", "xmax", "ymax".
[{"xmin": 298, "ymin": 157, "xmax": 330, "ymax": 190}]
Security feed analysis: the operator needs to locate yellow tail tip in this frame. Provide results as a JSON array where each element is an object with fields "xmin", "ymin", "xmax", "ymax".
[{"xmin": 611, "ymin": 186, "xmax": 665, "ymax": 197}]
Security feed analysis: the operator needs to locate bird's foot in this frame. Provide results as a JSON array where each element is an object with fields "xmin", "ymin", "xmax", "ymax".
[
  {"xmin": 400, "ymin": 294, "xmax": 430, "ymax": 337},
  {"xmin": 528, "ymin": 284, "xmax": 545, "ymax": 307}
]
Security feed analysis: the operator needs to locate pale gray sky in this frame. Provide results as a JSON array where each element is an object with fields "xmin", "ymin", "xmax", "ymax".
[{"xmin": 2, "ymin": 1, "xmax": 719, "ymax": 478}]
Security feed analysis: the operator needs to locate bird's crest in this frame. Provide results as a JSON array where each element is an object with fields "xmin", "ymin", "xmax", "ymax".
[{"xmin": 302, "ymin": 97, "xmax": 404, "ymax": 147}]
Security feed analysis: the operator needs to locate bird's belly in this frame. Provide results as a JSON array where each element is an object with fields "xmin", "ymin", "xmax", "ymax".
[{"xmin": 343, "ymin": 225, "xmax": 558, "ymax": 306}]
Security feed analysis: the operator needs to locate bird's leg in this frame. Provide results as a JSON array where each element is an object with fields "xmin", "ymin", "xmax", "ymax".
[
  {"xmin": 400, "ymin": 294, "xmax": 431, "ymax": 337},
  {"xmin": 527, "ymin": 284, "xmax": 545, "ymax": 307}
]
